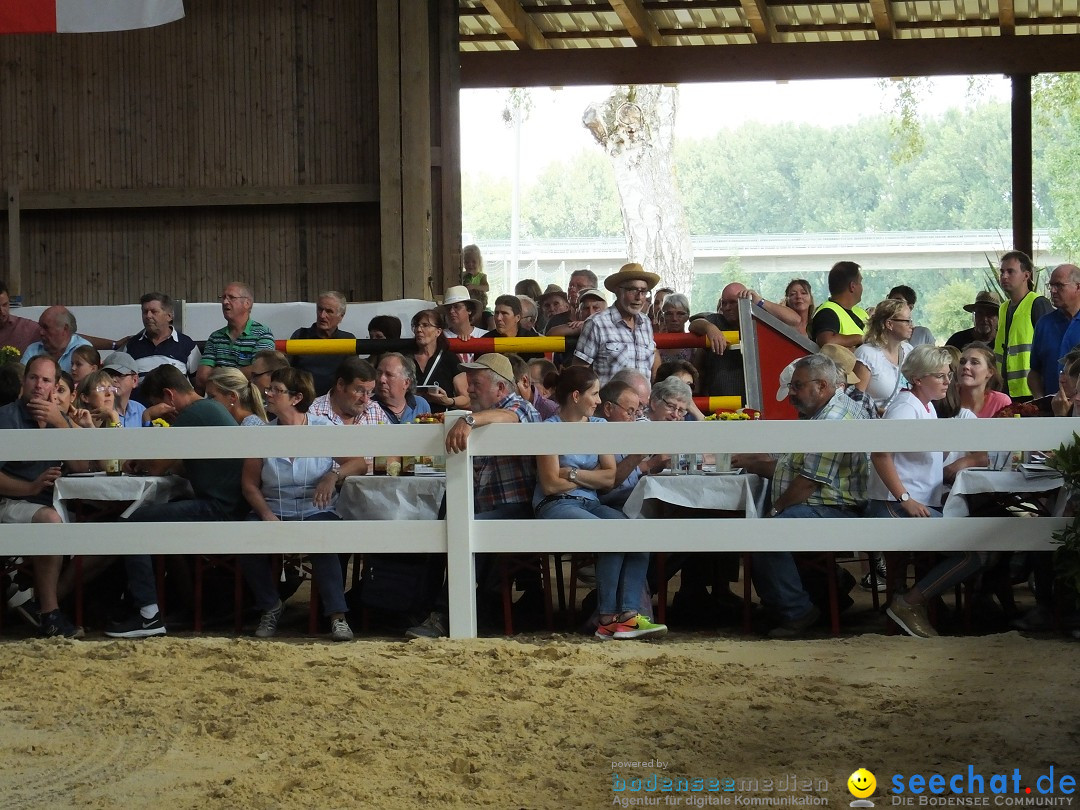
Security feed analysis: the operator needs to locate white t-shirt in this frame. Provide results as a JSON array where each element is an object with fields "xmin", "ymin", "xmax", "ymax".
[
  {"xmin": 868, "ymin": 389, "xmax": 943, "ymax": 506},
  {"xmin": 855, "ymin": 341, "xmax": 912, "ymax": 413}
]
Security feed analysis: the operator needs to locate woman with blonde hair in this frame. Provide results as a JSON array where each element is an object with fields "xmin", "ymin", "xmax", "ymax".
[
  {"xmin": 206, "ymin": 366, "xmax": 268, "ymax": 426},
  {"xmin": 854, "ymin": 298, "xmax": 915, "ymax": 415}
]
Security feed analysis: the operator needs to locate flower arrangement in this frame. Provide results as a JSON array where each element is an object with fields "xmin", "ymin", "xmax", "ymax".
[
  {"xmin": 705, "ymin": 408, "xmax": 760, "ymax": 421},
  {"xmin": 148, "ymin": 418, "xmax": 171, "ymax": 428},
  {"xmin": 0, "ymin": 345, "xmax": 21, "ymax": 364}
]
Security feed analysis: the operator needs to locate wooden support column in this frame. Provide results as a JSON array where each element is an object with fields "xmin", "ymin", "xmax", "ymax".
[
  {"xmin": 1011, "ymin": 74, "xmax": 1033, "ymax": 259},
  {"xmin": 435, "ymin": 0, "xmax": 462, "ymax": 296},
  {"xmin": 6, "ymin": 186, "xmax": 20, "ymax": 297},
  {"xmin": 377, "ymin": 0, "xmax": 433, "ymax": 301}
]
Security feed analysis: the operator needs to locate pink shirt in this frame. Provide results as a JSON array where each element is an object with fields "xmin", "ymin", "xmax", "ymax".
[
  {"xmin": 0, "ymin": 315, "xmax": 41, "ymax": 354},
  {"xmin": 976, "ymin": 390, "xmax": 1012, "ymax": 419}
]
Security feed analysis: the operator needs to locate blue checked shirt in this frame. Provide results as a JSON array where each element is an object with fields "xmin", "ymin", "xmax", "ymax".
[
  {"xmin": 772, "ymin": 390, "xmax": 869, "ymax": 509},
  {"xmin": 473, "ymin": 392, "xmax": 541, "ymax": 513}
]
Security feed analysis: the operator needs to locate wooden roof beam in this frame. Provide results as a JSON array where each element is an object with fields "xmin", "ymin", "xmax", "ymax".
[
  {"xmin": 460, "ymin": 33, "xmax": 1080, "ymax": 87},
  {"xmin": 867, "ymin": 0, "xmax": 896, "ymax": 40},
  {"xmin": 740, "ymin": 0, "xmax": 777, "ymax": 44},
  {"xmin": 999, "ymin": 0, "xmax": 1016, "ymax": 36},
  {"xmin": 609, "ymin": 0, "xmax": 663, "ymax": 47},
  {"xmin": 480, "ymin": 0, "xmax": 550, "ymax": 50}
]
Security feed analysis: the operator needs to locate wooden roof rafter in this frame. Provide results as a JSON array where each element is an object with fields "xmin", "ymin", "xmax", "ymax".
[
  {"xmin": 740, "ymin": 0, "xmax": 777, "ymax": 43},
  {"xmin": 867, "ymin": 0, "xmax": 896, "ymax": 40},
  {"xmin": 609, "ymin": 0, "xmax": 663, "ymax": 46},
  {"xmin": 999, "ymin": 0, "xmax": 1015, "ymax": 36},
  {"xmin": 479, "ymin": 0, "xmax": 550, "ymax": 49}
]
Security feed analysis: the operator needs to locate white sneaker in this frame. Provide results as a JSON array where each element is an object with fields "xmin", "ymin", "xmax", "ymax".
[{"xmin": 329, "ymin": 616, "xmax": 354, "ymax": 642}]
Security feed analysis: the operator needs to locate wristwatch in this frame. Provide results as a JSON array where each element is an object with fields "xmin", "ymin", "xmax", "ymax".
[
  {"xmin": 899, "ymin": 492, "xmax": 911, "ymax": 503},
  {"xmin": 568, "ymin": 468, "xmax": 578, "ymax": 482},
  {"xmin": 463, "ymin": 414, "xmax": 476, "ymax": 428}
]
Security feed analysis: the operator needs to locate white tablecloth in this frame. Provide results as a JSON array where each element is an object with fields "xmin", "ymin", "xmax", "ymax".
[
  {"xmin": 337, "ymin": 475, "xmax": 446, "ymax": 520},
  {"xmin": 52, "ymin": 473, "xmax": 194, "ymax": 523},
  {"xmin": 942, "ymin": 468, "xmax": 1065, "ymax": 517},
  {"xmin": 622, "ymin": 472, "xmax": 768, "ymax": 519}
]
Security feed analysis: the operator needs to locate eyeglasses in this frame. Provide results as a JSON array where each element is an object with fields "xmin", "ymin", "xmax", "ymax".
[
  {"xmin": 925, "ymin": 372, "xmax": 954, "ymax": 382},
  {"xmin": 620, "ymin": 286, "xmax": 652, "ymax": 299},
  {"xmin": 659, "ymin": 398, "xmax": 687, "ymax": 417},
  {"xmin": 1048, "ymin": 282, "xmax": 1079, "ymax": 290},
  {"xmin": 264, "ymin": 386, "xmax": 295, "ymax": 396},
  {"xmin": 412, "ymin": 322, "xmax": 439, "ymax": 330},
  {"xmin": 90, "ymin": 385, "xmax": 119, "ymax": 394},
  {"xmin": 611, "ymin": 402, "xmax": 642, "ymax": 419},
  {"xmin": 220, "ymin": 294, "xmax": 250, "ymax": 302},
  {"xmin": 346, "ymin": 385, "xmax": 375, "ymax": 398},
  {"xmin": 889, "ymin": 318, "xmax": 913, "ymax": 324},
  {"xmin": 787, "ymin": 379, "xmax": 824, "ymax": 392}
]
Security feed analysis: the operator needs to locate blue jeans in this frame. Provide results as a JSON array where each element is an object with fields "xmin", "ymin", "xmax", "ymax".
[
  {"xmin": 536, "ymin": 496, "xmax": 638, "ymax": 615},
  {"xmin": 121, "ymin": 498, "xmax": 236, "ymax": 610},
  {"xmin": 240, "ymin": 512, "xmax": 348, "ymax": 615},
  {"xmin": 752, "ymin": 503, "xmax": 859, "ymax": 622}
]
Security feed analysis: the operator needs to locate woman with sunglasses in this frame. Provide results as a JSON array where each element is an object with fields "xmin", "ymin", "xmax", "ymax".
[
  {"xmin": 409, "ymin": 308, "xmax": 468, "ymax": 413},
  {"xmin": 869, "ymin": 345, "xmax": 993, "ymax": 637},
  {"xmin": 240, "ymin": 367, "xmax": 366, "ymax": 641},
  {"xmin": 854, "ymin": 298, "xmax": 914, "ymax": 416}
]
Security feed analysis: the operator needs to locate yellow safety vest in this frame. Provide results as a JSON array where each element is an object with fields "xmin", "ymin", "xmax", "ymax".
[
  {"xmin": 813, "ymin": 300, "xmax": 868, "ymax": 336},
  {"xmin": 994, "ymin": 292, "xmax": 1037, "ymax": 398}
]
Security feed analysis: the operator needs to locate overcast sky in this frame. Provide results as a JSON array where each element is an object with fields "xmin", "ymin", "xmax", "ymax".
[{"xmin": 460, "ymin": 76, "xmax": 1012, "ymax": 182}]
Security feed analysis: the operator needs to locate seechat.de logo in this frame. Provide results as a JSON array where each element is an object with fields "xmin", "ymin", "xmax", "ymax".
[{"xmin": 849, "ymin": 768, "xmax": 877, "ymax": 807}]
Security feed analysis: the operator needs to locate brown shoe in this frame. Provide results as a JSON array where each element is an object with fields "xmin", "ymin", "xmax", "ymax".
[{"xmin": 887, "ymin": 595, "xmax": 938, "ymax": 638}]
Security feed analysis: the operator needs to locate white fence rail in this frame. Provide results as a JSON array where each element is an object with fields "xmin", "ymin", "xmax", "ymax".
[{"xmin": 3, "ymin": 416, "xmax": 1077, "ymax": 637}]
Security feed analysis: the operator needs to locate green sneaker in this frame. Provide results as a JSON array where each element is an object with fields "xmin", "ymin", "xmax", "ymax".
[{"xmin": 612, "ymin": 614, "xmax": 667, "ymax": 640}]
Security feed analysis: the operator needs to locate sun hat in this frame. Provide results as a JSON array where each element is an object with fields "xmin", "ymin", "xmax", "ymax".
[
  {"xmin": 603, "ymin": 263, "xmax": 661, "ymax": 294},
  {"xmin": 818, "ymin": 344, "xmax": 861, "ymax": 385},
  {"xmin": 442, "ymin": 285, "xmax": 480, "ymax": 314},
  {"xmin": 578, "ymin": 288, "xmax": 607, "ymax": 304},
  {"xmin": 460, "ymin": 353, "xmax": 515, "ymax": 384},
  {"xmin": 963, "ymin": 290, "xmax": 1002, "ymax": 313}
]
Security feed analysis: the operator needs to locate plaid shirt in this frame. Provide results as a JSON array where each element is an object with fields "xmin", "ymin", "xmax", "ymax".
[
  {"xmin": 199, "ymin": 319, "xmax": 275, "ymax": 369},
  {"xmin": 573, "ymin": 306, "xmax": 655, "ymax": 385},
  {"xmin": 773, "ymin": 390, "xmax": 868, "ymax": 509},
  {"xmin": 474, "ymin": 392, "xmax": 541, "ymax": 513},
  {"xmin": 308, "ymin": 394, "xmax": 388, "ymax": 426}
]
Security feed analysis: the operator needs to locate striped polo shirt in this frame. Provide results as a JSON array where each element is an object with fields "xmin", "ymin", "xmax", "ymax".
[{"xmin": 199, "ymin": 319, "xmax": 276, "ymax": 369}]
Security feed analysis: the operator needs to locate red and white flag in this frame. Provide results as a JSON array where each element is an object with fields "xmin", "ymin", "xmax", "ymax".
[{"xmin": 0, "ymin": 0, "xmax": 184, "ymax": 34}]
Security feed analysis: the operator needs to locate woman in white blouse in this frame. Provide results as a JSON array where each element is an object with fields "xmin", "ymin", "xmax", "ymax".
[{"xmin": 854, "ymin": 298, "xmax": 915, "ymax": 415}]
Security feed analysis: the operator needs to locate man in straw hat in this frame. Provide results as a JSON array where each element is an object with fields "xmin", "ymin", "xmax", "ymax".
[
  {"xmin": 946, "ymin": 290, "xmax": 1001, "ymax": 351},
  {"xmin": 573, "ymin": 262, "xmax": 660, "ymax": 384},
  {"xmin": 441, "ymin": 285, "xmax": 487, "ymax": 363}
]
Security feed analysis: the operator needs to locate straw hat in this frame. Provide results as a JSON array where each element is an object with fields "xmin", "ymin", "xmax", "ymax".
[
  {"xmin": 963, "ymin": 290, "xmax": 1002, "ymax": 313},
  {"xmin": 442, "ymin": 285, "xmax": 480, "ymax": 314},
  {"xmin": 603, "ymin": 263, "xmax": 661, "ymax": 294}
]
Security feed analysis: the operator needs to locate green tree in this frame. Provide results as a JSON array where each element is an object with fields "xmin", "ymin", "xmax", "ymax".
[
  {"xmin": 1034, "ymin": 73, "xmax": 1080, "ymax": 259},
  {"xmin": 462, "ymin": 172, "xmax": 512, "ymax": 240},
  {"xmin": 522, "ymin": 149, "xmax": 622, "ymax": 238}
]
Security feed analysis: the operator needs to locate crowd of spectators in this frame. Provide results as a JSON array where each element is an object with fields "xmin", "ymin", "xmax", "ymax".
[{"xmin": 2, "ymin": 249, "xmax": 1077, "ymax": 642}]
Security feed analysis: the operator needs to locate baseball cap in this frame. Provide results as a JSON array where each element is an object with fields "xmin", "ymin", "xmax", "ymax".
[
  {"xmin": 460, "ymin": 352, "xmax": 515, "ymax": 384},
  {"xmin": 102, "ymin": 351, "xmax": 138, "ymax": 376}
]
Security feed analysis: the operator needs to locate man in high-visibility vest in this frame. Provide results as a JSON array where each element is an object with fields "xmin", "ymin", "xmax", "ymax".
[
  {"xmin": 994, "ymin": 250, "xmax": 1052, "ymax": 401},
  {"xmin": 811, "ymin": 261, "xmax": 869, "ymax": 349}
]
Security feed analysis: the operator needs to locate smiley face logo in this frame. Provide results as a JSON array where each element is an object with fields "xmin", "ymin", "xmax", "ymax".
[{"xmin": 847, "ymin": 768, "xmax": 876, "ymax": 799}]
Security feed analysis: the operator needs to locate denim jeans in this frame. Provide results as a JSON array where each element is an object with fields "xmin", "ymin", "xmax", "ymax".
[
  {"xmin": 752, "ymin": 503, "xmax": 859, "ymax": 622},
  {"xmin": 240, "ymin": 511, "xmax": 347, "ymax": 615},
  {"xmin": 121, "ymin": 498, "xmax": 236, "ymax": 610}
]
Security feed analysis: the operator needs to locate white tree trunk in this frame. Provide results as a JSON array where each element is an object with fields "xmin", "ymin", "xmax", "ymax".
[{"xmin": 583, "ymin": 85, "xmax": 694, "ymax": 294}]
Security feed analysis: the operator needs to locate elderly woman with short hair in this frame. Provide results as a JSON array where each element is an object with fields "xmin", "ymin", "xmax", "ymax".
[
  {"xmin": 869, "ymin": 345, "xmax": 993, "ymax": 638},
  {"xmin": 647, "ymin": 376, "xmax": 694, "ymax": 423},
  {"xmin": 240, "ymin": 367, "xmax": 366, "ymax": 641}
]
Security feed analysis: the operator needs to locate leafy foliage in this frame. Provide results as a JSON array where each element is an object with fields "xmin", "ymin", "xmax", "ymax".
[{"xmin": 1046, "ymin": 433, "xmax": 1080, "ymax": 596}]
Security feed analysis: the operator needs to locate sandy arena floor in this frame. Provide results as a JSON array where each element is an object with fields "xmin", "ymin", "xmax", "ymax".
[{"xmin": 1, "ymin": 628, "xmax": 1077, "ymax": 810}]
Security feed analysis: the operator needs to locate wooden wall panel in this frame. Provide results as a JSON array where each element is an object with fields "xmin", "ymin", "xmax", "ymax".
[{"xmin": 0, "ymin": 0, "xmax": 386, "ymax": 306}]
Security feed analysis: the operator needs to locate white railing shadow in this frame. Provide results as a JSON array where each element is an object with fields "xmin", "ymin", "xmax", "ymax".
[{"xmin": 2, "ymin": 415, "xmax": 1077, "ymax": 638}]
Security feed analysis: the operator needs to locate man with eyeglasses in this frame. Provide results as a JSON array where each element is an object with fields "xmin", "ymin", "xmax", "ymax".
[
  {"xmin": 1028, "ymin": 264, "xmax": 1080, "ymax": 398},
  {"xmin": 247, "ymin": 349, "xmax": 291, "ymax": 395},
  {"xmin": 995, "ymin": 250, "xmax": 1052, "ymax": 400},
  {"xmin": 688, "ymin": 282, "xmax": 746, "ymax": 401},
  {"xmin": 741, "ymin": 353, "xmax": 869, "ymax": 639},
  {"xmin": 195, "ymin": 281, "xmax": 276, "ymax": 394},
  {"xmin": 101, "ymin": 351, "xmax": 147, "ymax": 428},
  {"xmin": 309, "ymin": 356, "xmax": 388, "ymax": 427},
  {"xmin": 544, "ymin": 270, "xmax": 599, "ymax": 367},
  {"xmin": 289, "ymin": 290, "xmax": 356, "ymax": 397},
  {"xmin": 573, "ymin": 263, "xmax": 660, "ymax": 384},
  {"xmin": 597, "ymin": 379, "xmax": 656, "ymax": 510}
]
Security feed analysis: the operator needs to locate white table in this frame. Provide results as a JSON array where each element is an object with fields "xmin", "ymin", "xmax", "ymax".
[
  {"xmin": 337, "ymin": 474, "xmax": 446, "ymax": 520},
  {"xmin": 52, "ymin": 472, "xmax": 194, "ymax": 523},
  {"xmin": 622, "ymin": 472, "xmax": 768, "ymax": 519},
  {"xmin": 942, "ymin": 468, "xmax": 1065, "ymax": 518}
]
